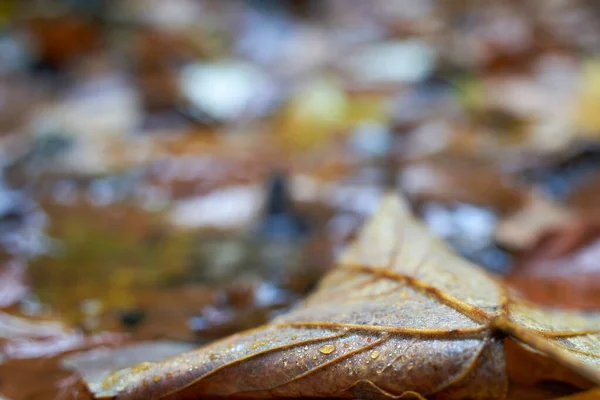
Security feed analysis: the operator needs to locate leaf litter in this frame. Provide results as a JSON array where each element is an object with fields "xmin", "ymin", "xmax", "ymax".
[{"xmin": 68, "ymin": 195, "xmax": 600, "ymax": 400}]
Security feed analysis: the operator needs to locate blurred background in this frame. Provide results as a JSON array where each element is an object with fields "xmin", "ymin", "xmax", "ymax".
[{"xmin": 1, "ymin": 0, "xmax": 600, "ymax": 398}]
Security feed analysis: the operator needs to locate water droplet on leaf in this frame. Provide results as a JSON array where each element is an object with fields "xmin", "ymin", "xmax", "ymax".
[{"xmin": 318, "ymin": 344, "xmax": 336, "ymax": 354}]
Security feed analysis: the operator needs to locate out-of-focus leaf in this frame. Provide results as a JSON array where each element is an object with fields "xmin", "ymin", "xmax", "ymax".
[
  {"xmin": 568, "ymin": 172, "xmax": 600, "ymax": 217},
  {"xmin": 0, "ymin": 312, "xmax": 67, "ymax": 341},
  {"xmin": 105, "ymin": 285, "xmax": 214, "ymax": 341},
  {"xmin": 0, "ymin": 354, "xmax": 92, "ymax": 400},
  {"xmin": 557, "ymin": 388, "xmax": 600, "ymax": 399},
  {"xmin": 400, "ymin": 156, "xmax": 525, "ymax": 213},
  {"xmin": 27, "ymin": 16, "xmax": 100, "ymax": 67},
  {"xmin": 456, "ymin": 76, "xmax": 486, "ymax": 112},
  {"xmin": 2, "ymin": 331, "xmax": 124, "ymax": 360},
  {"xmin": 0, "ymin": 310, "xmax": 125, "ymax": 360},
  {"xmin": 575, "ymin": 59, "xmax": 600, "ymax": 136},
  {"xmin": 0, "ymin": 261, "xmax": 27, "ymax": 309},
  {"xmin": 278, "ymin": 77, "xmax": 348, "ymax": 150},
  {"xmin": 0, "ymin": 320, "xmax": 125, "ymax": 400},
  {"xmin": 509, "ymin": 220, "xmax": 600, "ymax": 310},
  {"xmin": 495, "ymin": 192, "xmax": 574, "ymax": 249},
  {"xmin": 29, "ymin": 202, "xmax": 194, "ymax": 328},
  {"xmin": 81, "ymin": 195, "xmax": 600, "ymax": 399},
  {"xmin": 63, "ymin": 342, "xmax": 196, "ymax": 390}
]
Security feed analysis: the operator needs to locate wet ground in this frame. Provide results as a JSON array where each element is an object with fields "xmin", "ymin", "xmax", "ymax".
[{"xmin": 2, "ymin": 1, "xmax": 600, "ymax": 398}]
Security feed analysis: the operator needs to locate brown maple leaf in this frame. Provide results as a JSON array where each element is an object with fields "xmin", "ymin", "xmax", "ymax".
[{"xmin": 79, "ymin": 195, "xmax": 600, "ymax": 399}]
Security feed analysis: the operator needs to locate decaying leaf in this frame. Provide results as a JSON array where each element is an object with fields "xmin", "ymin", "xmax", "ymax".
[
  {"xmin": 78, "ymin": 195, "xmax": 600, "ymax": 399},
  {"xmin": 63, "ymin": 342, "xmax": 197, "ymax": 389},
  {"xmin": 494, "ymin": 192, "xmax": 574, "ymax": 250},
  {"xmin": 508, "ymin": 220, "xmax": 600, "ymax": 310},
  {"xmin": 0, "ymin": 317, "xmax": 126, "ymax": 400},
  {"xmin": 558, "ymin": 388, "xmax": 600, "ymax": 399},
  {"xmin": 0, "ymin": 312, "xmax": 67, "ymax": 341},
  {"xmin": 400, "ymin": 157, "xmax": 525, "ymax": 213}
]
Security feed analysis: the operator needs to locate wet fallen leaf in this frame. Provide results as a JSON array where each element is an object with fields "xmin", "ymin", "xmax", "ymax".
[
  {"xmin": 495, "ymin": 191, "xmax": 574, "ymax": 250},
  {"xmin": 104, "ymin": 285, "xmax": 215, "ymax": 342},
  {"xmin": 2, "ymin": 331, "xmax": 124, "ymax": 360},
  {"xmin": 400, "ymin": 156, "xmax": 525, "ymax": 213},
  {"xmin": 0, "ymin": 321, "xmax": 125, "ymax": 400},
  {"xmin": 558, "ymin": 388, "xmax": 600, "ymax": 399},
  {"xmin": 568, "ymin": 171, "xmax": 600, "ymax": 217},
  {"xmin": 63, "ymin": 342, "xmax": 196, "ymax": 390},
  {"xmin": 30, "ymin": 201, "xmax": 194, "ymax": 328},
  {"xmin": 0, "ymin": 354, "xmax": 93, "ymax": 400},
  {"xmin": 508, "ymin": 220, "xmax": 600, "ymax": 310},
  {"xmin": 75, "ymin": 194, "xmax": 600, "ymax": 399},
  {"xmin": 0, "ymin": 312, "xmax": 67, "ymax": 341}
]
